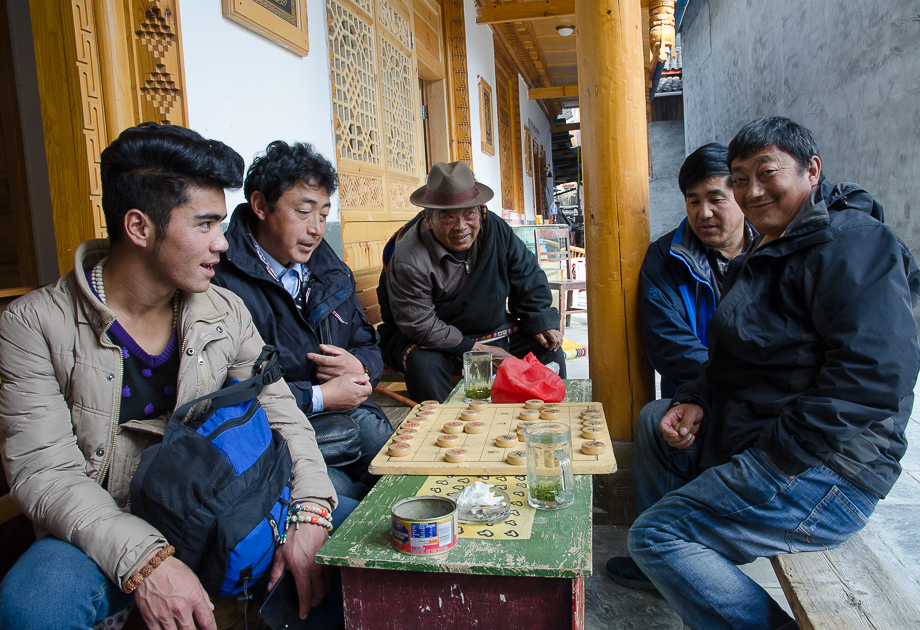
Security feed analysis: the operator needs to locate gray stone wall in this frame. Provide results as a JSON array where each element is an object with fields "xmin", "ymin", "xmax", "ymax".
[
  {"xmin": 682, "ymin": 0, "xmax": 920, "ymax": 257},
  {"xmin": 649, "ymin": 120, "xmax": 688, "ymax": 242}
]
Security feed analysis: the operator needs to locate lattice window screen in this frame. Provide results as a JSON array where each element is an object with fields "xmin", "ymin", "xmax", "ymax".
[
  {"xmin": 377, "ymin": 0, "xmax": 411, "ymax": 49},
  {"xmin": 328, "ymin": 0, "xmax": 380, "ymax": 165},
  {"xmin": 379, "ymin": 36, "xmax": 416, "ymax": 174}
]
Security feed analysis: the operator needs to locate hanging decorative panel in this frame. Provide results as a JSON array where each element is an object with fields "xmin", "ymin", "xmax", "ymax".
[
  {"xmin": 379, "ymin": 35, "xmax": 416, "ymax": 174},
  {"xmin": 328, "ymin": 0, "xmax": 380, "ymax": 165}
]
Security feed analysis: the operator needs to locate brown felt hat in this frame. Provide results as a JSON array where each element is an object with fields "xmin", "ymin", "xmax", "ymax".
[{"xmin": 409, "ymin": 161, "xmax": 494, "ymax": 210}]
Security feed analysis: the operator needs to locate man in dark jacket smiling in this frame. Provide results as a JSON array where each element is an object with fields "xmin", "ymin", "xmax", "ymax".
[
  {"xmin": 620, "ymin": 117, "xmax": 920, "ymax": 630},
  {"xmin": 213, "ymin": 141, "xmax": 392, "ymax": 500},
  {"xmin": 378, "ymin": 161, "xmax": 564, "ymax": 402}
]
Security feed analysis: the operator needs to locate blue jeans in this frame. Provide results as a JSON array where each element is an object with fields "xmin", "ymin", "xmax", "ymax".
[
  {"xmin": 628, "ymin": 400, "xmax": 878, "ymax": 630},
  {"xmin": 0, "ymin": 497, "xmax": 359, "ymax": 630}
]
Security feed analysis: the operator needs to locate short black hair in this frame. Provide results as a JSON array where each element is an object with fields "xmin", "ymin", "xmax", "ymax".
[
  {"xmin": 727, "ymin": 116, "xmax": 820, "ymax": 172},
  {"xmin": 244, "ymin": 141, "xmax": 338, "ymax": 209},
  {"xmin": 100, "ymin": 122, "xmax": 244, "ymax": 242},
  {"xmin": 678, "ymin": 143, "xmax": 731, "ymax": 196}
]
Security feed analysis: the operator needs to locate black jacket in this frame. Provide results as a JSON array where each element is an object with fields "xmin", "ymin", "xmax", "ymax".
[
  {"xmin": 377, "ymin": 210, "xmax": 559, "ymax": 367},
  {"xmin": 673, "ymin": 185, "xmax": 920, "ymax": 499},
  {"xmin": 213, "ymin": 203, "xmax": 386, "ymax": 423}
]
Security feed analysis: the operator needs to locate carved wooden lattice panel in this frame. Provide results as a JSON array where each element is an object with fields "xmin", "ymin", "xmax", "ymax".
[
  {"xmin": 71, "ymin": 0, "xmax": 107, "ymax": 237},
  {"xmin": 379, "ymin": 35, "xmax": 416, "ymax": 174},
  {"xmin": 376, "ymin": 0, "xmax": 411, "ymax": 50},
  {"xmin": 445, "ymin": 0, "xmax": 471, "ymax": 163},
  {"xmin": 388, "ymin": 179, "xmax": 414, "ymax": 212},
  {"xmin": 328, "ymin": 0, "xmax": 380, "ymax": 165},
  {"xmin": 339, "ymin": 173, "xmax": 384, "ymax": 209}
]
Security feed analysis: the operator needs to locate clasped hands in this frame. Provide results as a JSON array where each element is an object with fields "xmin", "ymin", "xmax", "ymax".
[
  {"xmin": 307, "ymin": 344, "xmax": 372, "ymax": 410},
  {"xmin": 659, "ymin": 403, "xmax": 704, "ymax": 449}
]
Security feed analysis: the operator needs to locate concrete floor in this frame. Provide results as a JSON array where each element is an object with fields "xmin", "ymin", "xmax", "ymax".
[{"xmin": 561, "ymin": 308, "xmax": 920, "ymax": 627}]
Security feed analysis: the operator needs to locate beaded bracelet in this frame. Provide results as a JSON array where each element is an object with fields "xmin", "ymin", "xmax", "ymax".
[
  {"xmin": 123, "ymin": 545, "xmax": 175, "ymax": 594},
  {"xmin": 279, "ymin": 503, "xmax": 333, "ymax": 544}
]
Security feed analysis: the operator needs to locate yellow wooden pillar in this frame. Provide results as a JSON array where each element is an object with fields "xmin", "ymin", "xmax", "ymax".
[{"xmin": 575, "ymin": 0, "xmax": 654, "ymax": 440}]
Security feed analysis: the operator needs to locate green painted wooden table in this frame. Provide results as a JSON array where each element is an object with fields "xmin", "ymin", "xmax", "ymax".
[{"xmin": 317, "ymin": 379, "xmax": 595, "ymax": 630}]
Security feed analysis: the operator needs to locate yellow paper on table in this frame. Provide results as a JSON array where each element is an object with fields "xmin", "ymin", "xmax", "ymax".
[{"xmin": 416, "ymin": 475, "xmax": 536, "ymax": 540}]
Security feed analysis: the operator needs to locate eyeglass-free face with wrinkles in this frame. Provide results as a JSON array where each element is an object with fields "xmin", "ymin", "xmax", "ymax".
[{"xmin": 424, "ymin": 206, "xmax": 481, "ymax": 252}]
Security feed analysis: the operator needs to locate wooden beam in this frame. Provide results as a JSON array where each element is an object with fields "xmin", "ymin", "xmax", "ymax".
[
  {"xmin": 550, "ymin": 122, "xmax": 579, "ymax": 132},
  {"xmin": 576, "ymin": 0, "xmax": 653, "ymax": 440},
  {"xmin": 477, "ymin": 0, "xmax": 575, "ymax": 25},
  {"xmin": 528, "ymin": 84, "xmax": 579, "ymax": 100}
]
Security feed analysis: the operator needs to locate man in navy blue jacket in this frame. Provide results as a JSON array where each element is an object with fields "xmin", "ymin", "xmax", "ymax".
[
  {"xmin": 213, "ymin": 141, "xmax": 392, "ymax": 500},
  {"xmin": 639, "ymin": 143, "xmax": 752, "ymax": 398}
]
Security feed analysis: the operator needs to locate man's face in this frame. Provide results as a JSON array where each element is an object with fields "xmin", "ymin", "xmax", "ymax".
[
  {"xmin": 684, "ymin": 174, "xmax": 745, "ymax": 254},
  {"xmin": 151, "ymin": 185, "xmax": 228, "ymax": 293},
  {"xmin": 730, "ymin": 146, "xmax": 821, "ymax": 242},
  {"xmin": 251, "ymin": 180, "xmax": 331, "ymax": 266},
  {"xmin": 424, "ymin": 206, "xmax": 481, "ymax": 252}
]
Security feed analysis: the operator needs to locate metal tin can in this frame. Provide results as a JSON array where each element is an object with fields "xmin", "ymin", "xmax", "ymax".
[{"xmin": 391, "ymin": 496, "xmax": 458, "ymax": 555}]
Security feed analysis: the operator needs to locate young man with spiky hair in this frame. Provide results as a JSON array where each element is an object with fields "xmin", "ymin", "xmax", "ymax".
[{"xmin": 0, "ymin": 124, "xmax": 344, "ymax": 629}]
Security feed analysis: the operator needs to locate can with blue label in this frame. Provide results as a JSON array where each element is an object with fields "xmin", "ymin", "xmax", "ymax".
[{"xmin": 391, "ymin": 496, "xmax": 458, "ymax": 555}]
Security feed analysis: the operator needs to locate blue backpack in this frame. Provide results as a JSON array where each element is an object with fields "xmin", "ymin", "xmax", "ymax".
[{"xmin": 131, "ymin": 346, "xmax": 292, "ymax": 597}]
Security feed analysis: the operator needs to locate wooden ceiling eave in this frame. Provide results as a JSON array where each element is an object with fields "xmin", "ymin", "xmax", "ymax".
[{"xmin": 477, "ymin": 0, "xmax": 564, "ymax": 119}]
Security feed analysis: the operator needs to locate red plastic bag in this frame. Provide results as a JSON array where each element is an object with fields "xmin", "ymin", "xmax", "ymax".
[{"xmin": 490, "ymin": 352, "xmax": 565, "ymax": 403}]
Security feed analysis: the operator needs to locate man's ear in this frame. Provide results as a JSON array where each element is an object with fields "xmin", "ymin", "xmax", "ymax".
[
  {"xmin": 123, "ymin": 209, "xmax": 154, "ymax": 248},
  {"xmin": 806, "ymin": 156, "xmax": 822, "ymax": 188},
  {"xmin": 422, "ymin": 208, "xmax": 433, "ymax": 229},
  {"xmin": 250, "ymin": 191, "xmax": 270, "ymax": 220}
]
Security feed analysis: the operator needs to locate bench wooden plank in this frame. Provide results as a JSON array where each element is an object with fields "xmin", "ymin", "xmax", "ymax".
[{"xmin": 771, "ymin": 532, "xmax": 920, "ymax": 630}]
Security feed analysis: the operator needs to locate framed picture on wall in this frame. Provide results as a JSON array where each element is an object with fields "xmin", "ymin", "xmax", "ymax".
[
  {"xmin": 479, "ymin": 79, "xmax": 495, "ymax": 156},
  {"xmin": 222, "ymin": 0, "xmax": 310, "ymax": 57},
  {"xmin": 524, "ymin": 128, "xmax": 533, "ymax": 176}
]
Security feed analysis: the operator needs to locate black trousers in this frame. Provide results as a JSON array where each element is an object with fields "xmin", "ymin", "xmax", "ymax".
[{"xmin": 404, "ymin": 332, "xmax": 567, "ymax": 402}]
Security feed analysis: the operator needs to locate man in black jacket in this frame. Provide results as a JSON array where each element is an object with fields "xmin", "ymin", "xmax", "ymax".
[
  {"xmin": 377, "ymin": 161, "xmax": 564, "ymax": 402},
  {"xmin": 617, "ymin": 117, "xmax": 920, "ymax": 630},
  {"xmin": 213, "ymin": 141, "xmax": 392, "ymax": 500}
]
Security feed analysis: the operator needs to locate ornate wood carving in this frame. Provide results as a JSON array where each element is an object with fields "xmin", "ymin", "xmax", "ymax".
[
  {"xmin": 339, "ymin": 173, "xmax": 385, "ymax": 209},
  {"xmin": 328, "ymin": 0, "xmax": 381, "ymax": 165},
  {"xmin": 388, "ymin": 179, "xmax": 414, "ymax": 212},
  {"xmin": 129, "ymin": 0, "xmax": 187, "ymax": 125},
  {"xmin": 649, "ymin": 0, "xmax": 675, "ymax": 63},
  {"xmin": 444, "ymin": 0, "xmax": 471, "ymax": 163},
  {"xmin": 379, "ymin": 34, "xmax": 417, "ymax": 173},
  {"xmin": 72, "ymin": 0, "xmax": 107, "ymax": 236},
  {"xmin": 377, "ymin": 0, "xmax": 411, "ymax": 50}
]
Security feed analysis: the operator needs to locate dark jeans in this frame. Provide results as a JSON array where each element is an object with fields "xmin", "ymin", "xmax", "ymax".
[
  {"xmin": 404, "ymin": 331, "xmax": 566, "ymax": 402},
  {"xmin": 0, "ymin": 497, "xmax": 359, "ymax": 630}
]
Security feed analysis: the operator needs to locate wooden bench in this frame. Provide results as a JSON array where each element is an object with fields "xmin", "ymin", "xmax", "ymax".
[{"xmin": 772, "ymin": 531, "xmax": 920, "ymax": 629}]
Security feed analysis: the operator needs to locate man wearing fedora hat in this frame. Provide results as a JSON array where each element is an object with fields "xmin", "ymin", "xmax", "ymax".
[{"xmin": 377, "ymin": 160, "xmax": 565, "ymax": 402}]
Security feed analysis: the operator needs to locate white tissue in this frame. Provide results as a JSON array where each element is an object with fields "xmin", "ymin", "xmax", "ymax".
[
  {"xmin": 546, "ymin": 361, "xmax": 560, "ymax": 375},
  {"xmin": 456, "ymin": 481, "xmax": 502, "ymax": 507}
]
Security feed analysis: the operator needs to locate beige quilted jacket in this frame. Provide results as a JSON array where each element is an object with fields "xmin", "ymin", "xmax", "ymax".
[{"xmin": 0, "ymin": 240, "xmax": 335, "ymax": 588}]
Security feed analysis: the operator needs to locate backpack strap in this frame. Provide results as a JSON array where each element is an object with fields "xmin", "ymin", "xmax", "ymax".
[{"xmin": 172, "ymin": 345, "xmax": 284, "ymax": 428}]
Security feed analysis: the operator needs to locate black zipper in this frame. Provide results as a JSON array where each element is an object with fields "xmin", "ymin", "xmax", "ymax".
[{"xmin": 202, "ymin": 402, "xmax": 258, "ymax": 441}]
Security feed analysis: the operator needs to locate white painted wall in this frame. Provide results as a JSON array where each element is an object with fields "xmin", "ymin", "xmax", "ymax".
[
  {"xmin": 462, "ymin": 0, "xmax": 501, "ymax": 204},
  {"xmin": 519, "ymin": 76, "xmax": 554, "ymax": 222},
  {"xmin": 177, "ymin": 0, "xmax": 340, "ymax": 222}
]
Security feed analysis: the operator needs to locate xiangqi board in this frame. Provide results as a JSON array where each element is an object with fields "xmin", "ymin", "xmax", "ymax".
[{"xmin": 369, "ymin": 401, "xmax": 617, "ymax": 475}]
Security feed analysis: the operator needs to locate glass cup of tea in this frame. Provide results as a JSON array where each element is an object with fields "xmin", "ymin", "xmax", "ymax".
[
  {"xmin": 524, "ymin": 423, "xmax": 575, "ymax": 510},
  {"xmin": 463, "ymin": 351, "xmax": 492, "ymax": 403}
]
